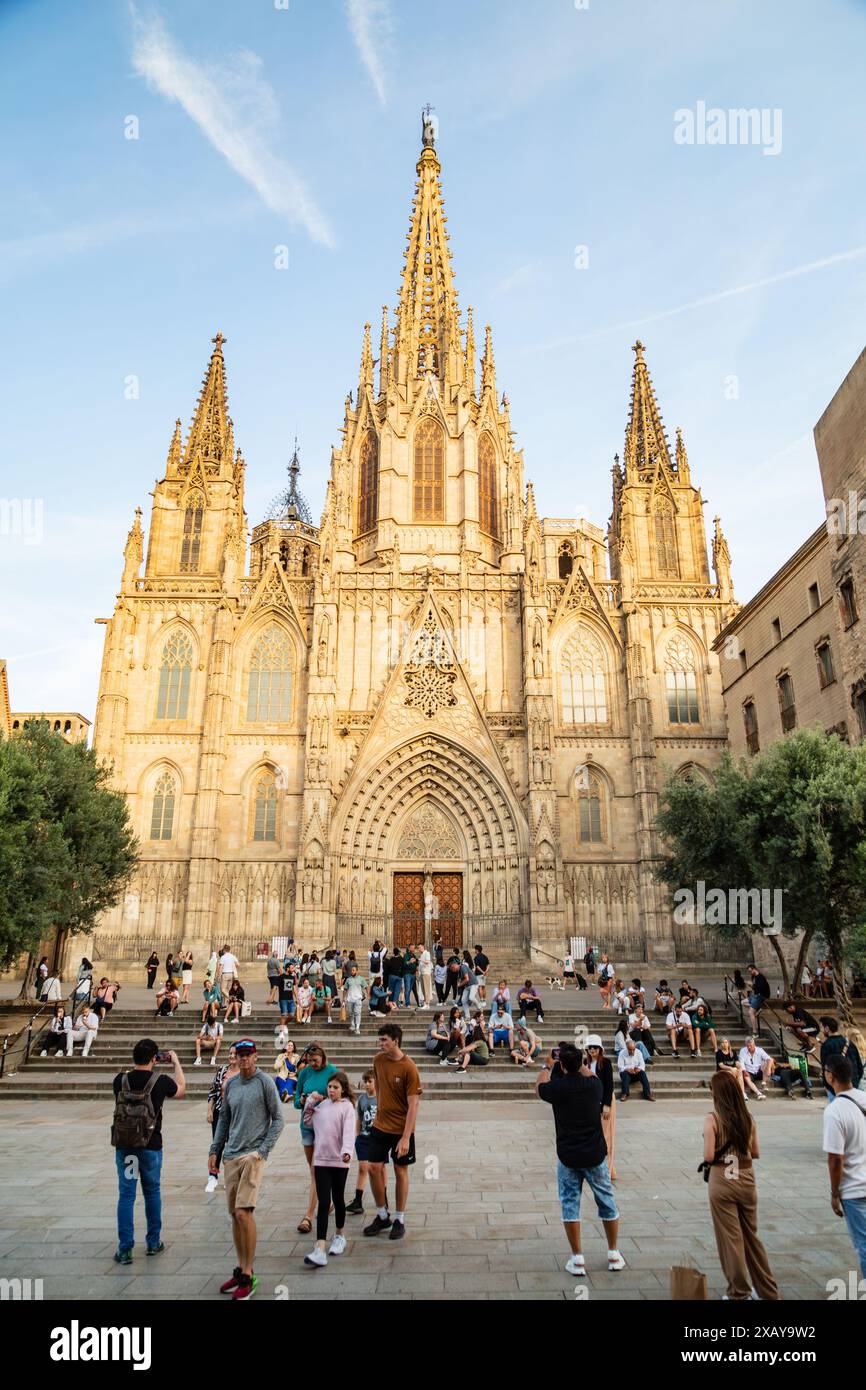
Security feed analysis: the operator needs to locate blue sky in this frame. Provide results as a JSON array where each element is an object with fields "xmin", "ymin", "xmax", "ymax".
[{"xmin": 2, "ymin": 0, "xmax": 866, "ymax": 719}]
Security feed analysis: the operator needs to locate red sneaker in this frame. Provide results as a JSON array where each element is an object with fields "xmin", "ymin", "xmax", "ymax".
[
  {"xmin": 232, "ymin": 1273, "xmax": 258, "ymax": 1301},
  {"xmin": 220, "ymin": 1266, "xmax": 243, "ymax": 1294}
]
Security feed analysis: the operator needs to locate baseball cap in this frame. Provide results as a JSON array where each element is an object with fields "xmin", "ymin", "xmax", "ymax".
[
  {"xmin": 585, "ymin": 1034, "xmax": 603, "ymax": 1048},
  {"xmin": 235, "ymin": 1038, "xmax": 258, "ymax": 1054}
]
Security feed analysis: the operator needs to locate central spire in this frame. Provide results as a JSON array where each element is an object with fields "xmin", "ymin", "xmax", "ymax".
[
  {"xmin": 181, "ymin": 332, "xmax": 234, "ymax": 476},
  {"xmin": 393, "ymin": 110, "xmax": 462, "ymax": 389}
]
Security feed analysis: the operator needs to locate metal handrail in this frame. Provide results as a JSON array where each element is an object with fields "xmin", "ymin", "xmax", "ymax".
[
  {"xmin": 723, "ymin": 974, "xmax": 746, "ymax": 1030},
  {"xmin": 0, "ymin": 984, "xmax": 84, "ymax": 1080}
]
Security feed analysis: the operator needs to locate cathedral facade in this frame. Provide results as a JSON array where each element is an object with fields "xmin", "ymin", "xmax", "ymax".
[{"xmin": 92, "ymin": 123, "xmax": 738, "ymax": 965}]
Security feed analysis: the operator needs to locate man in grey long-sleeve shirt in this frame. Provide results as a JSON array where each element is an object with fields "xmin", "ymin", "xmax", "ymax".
[{"xmin": 208, "ymin": 1038, "xmax": 283, "ymax": 1301}]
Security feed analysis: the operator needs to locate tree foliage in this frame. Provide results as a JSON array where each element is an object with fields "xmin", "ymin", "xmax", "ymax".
[
  {"xmin": 655, "ymin": 728, "xmax": 866, "ymax": 1016},
  {"xmin": 0, "ymin": 722, "xmax": 138, "ymax": 971}
]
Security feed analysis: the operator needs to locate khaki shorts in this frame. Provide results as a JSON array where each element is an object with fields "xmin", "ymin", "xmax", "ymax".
[{"xmin": 224, "ymin": 1152, "xmax": 265, "ymax": 1214}]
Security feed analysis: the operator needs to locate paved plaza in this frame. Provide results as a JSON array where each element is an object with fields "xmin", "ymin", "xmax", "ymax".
[{"xmin": 0, "ymin": 1093, "xmax": 853, "ymax": 1301}]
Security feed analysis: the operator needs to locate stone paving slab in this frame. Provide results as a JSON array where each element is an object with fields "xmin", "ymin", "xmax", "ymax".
[{"xmin": 0, "ymin": 1096, "xmax": 855, "ymax": 1301}]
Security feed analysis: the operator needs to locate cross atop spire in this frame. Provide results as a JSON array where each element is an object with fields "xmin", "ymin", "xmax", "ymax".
[
  {"xmin": 623, "ymin": 339, "xmax": 673, "ymax": 480},
  {"xmin": 181, "ymin": 332, "xmax": 233, "ymax": 476}
]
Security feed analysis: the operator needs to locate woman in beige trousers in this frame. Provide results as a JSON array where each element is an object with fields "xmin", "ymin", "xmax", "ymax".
[{"xmin": 703, "ymin": 1070, "xmax": 780, "ymax": 1300}]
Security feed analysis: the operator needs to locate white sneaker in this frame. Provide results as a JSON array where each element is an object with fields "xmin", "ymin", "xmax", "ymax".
[
  {"xmin": 565, "ymin": 1255, "xmax": 586, "ymax": 1276},
  {"xmin": 608, "ymin": 1251, "xmax": 626, "ymax": 1271},
  {"xmin": 40, "ymin": 1050, "xmax": 47, "ymax": 1057},
  {"xmin": 329, "ymin": 1234, "xmax": 347, "ymax": 1256},
  {"xmin": 205, "ymin": 1175, "xmax": 218, "ymax": 1194},
  {"xmin": 304, "ymin": 1247, "xmax": 328, "ymax": 1267},
  {"xmin": 211, "ymin": 1057, "xmax": 218, "ymax": 1066},
  {"xmin": 193, "ymin": 1057, "xmax": 202, "ymax": 1066}
]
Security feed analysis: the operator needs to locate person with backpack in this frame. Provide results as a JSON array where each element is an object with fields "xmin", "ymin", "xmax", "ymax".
[
  {"xmin": 823, "ymin": 1053, "xmax": 866, "ymax": 1278},
  {"xmin": 111, "ymin": 1039, "xmax": 186, "ymax": 1265},
  {"xmin": 210, "ymin": 1038, "xmax": 284, "ymax": 1301}
]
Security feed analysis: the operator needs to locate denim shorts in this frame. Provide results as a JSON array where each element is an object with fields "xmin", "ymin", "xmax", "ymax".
[
  {"xmin": 299, "ymin": 1122, "xmax": 315, "ymax": 1147},
  {"xmin": 556, "ymin": 1158, "xmax": 618, "ymax": 1223}
]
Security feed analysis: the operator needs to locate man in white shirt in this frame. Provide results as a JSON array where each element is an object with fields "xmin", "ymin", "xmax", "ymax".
[
  {"xmin": 629, "ymin": 1005, "xmax": 659, "ymax": 1057},
  {"xmin": 195, "ymin": 1017, "xmax": 224, "ymax": 1065},
  {"xmin": 66, "ymin": 1006, "xmax": 99, "ymax": 1057},
  {"xmin": 738, "ymin": 1038, "xmax": 775, "ymax": 1092},
  {"xmin": 823, "ymin": 1053, "xmax": 866, "ymax": 1277},
  {"xmin": 342, "ymin": 964, "xmax": 368, "ymax": 1035},
  {"xmin": 218, "ymin": 945, "xmax": 239, "ymax": 988},
  {"xmin": 666, "ymin": 1007, "xmax": 696, "ymax": 1058},
  {"xmin": 617, "ymin": 1039, "xmax": 655, "ymax": 1101},
  {"xmin": 488, "ymin": 1005, "xmax": 515, "ymax": 1052},
  {"xmin": 417, "ymin": 946, "xmax": 433, "ymax": 1007}
]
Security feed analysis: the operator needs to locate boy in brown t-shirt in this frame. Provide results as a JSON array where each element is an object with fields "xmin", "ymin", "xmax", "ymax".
[{"xmin": 363, "ymin": 1022, "xmax": 422, "ymax": 1242}]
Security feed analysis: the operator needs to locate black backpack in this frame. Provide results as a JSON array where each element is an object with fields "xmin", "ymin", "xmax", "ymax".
[{"xmin": 111, "ymin": 1073, "xmax": 160, "ymax": 1149}]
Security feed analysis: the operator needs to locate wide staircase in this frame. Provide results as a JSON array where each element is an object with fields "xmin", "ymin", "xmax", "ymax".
[{"xmin": 1, "ymin": 986, "xmax": 787, "ymax": 1103}]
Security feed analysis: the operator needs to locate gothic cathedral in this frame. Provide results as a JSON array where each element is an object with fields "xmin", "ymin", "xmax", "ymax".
[{"xmin": 93, "ymin": 120, "xmax": 738, "ymax": 965}]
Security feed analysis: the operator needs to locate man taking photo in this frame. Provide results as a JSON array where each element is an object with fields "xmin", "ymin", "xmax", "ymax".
[{"xmin": 536, "ymin": 1041, "xmax": 625, "ymax": 1277}]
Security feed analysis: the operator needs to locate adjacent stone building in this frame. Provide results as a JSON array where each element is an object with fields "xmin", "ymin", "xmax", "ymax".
[
  {"xmin": 815, "ymin": 344, "xmax": 866, "ymax": 741},
  {"xmin": 713, "ymin": 525, "xmax": 847, "ymax": 757},
  {"xmin": 91, "ymin": 121, "xmax": 738, "ymax": 965}
]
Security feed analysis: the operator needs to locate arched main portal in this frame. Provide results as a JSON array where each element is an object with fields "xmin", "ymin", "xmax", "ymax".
[{"xmin": 332, "ymin": 734, "xmax": 528, "ymax": 950}]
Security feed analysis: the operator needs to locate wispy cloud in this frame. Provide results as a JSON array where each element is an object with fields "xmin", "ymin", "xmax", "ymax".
[
  {"xmin": 533, "ymin": 245, "xmax": 866, "ymax": 352},
  {"xmin": 131, "ymin": 9, "xmax": 334, "ymax": 248},
  {"xmin": 345, "ymin": 0, "xmax": 391, "ymax": 107},
  {"xmin": 492, "ymin": 261, "xmax": 546, "ymax": 298}
]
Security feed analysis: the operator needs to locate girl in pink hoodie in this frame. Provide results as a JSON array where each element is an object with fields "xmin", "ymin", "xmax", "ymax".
[{"xmin": 303, "ymin": 1072, "xmax": 356, "ymax": 1267}]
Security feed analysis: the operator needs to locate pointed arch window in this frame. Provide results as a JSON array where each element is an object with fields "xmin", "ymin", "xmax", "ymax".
[
  {"xmin": 246, "ymin": 625, "xmax": 293, "ymax": 723},
  {"xmin": 558, "ymin": 542, "xmax": 574, "ymax": 581},
  {"xmin": 357, "ymin": 430, "xmax": 379, "ymax": 535},
  {"xmin": 560, "ymin": 626, "xmax": 608, "ymax": 724},
  {"xmin": 576, "ymin": 768, "xmax": 606, "ymax": 843},
  {"xmin": 180, "ymin": 492, "xmax": 205, "ymax": 573},
  {"xmin": 252, "ymin": 769, "xmax": 278, "ymax": 842},
  {"xmin": 156, "ymin": 631, "xmax": 193, "ymax": 720},
  {"xmin": 478, "ymin": 432, "xmax": 499, "ymax": 540},
  {"xmin": 149, "ymin": 770, "xmax": 177, "ymax": 840},
  {"xmin": 413, "ymin": 418, "xmax": 444, "ymax": 522},
  {"xmin": 654, "ymin": 497, "xmax": 679, "ymax": 578},
  {"xmin": 665, "ymin": 636, "xmax": 700, "ymax": 724}
]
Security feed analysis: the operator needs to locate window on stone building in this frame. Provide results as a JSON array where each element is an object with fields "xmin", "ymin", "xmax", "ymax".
[
  {"xmin": 180, "ymin": 492, "xmax": 204, "ymax": 573},
  {"xmin": 246, "ymin": 625, "xmax": 293, "ymax": 723},
  {"xmin": 808, "ymin": 582, "xmax": 820, "ymax": 613},
  {"xmin": 664, "ymin": 636, "xmax": 700, "ymax": 724},
  {"xmin": 771, "ymin": 617, "xmax": 782, "ymax": 644},
  {"xmin": 252, "ymin": 769, "xmax": 278, "ymax": 841},
  {"xmin": 777, "ymin": 672, "xmax": 797, "ymax": 732},
  {"xmin": 156, "ymin": 631, "xmax": 193, "ymax": 720},
  {"xmin": 478, "ymin": 432, "xmax": 499, "ymax": 540},
  {"xmin": 357, "ymin": 430, "xmax": 379, "ymax": 535},
  {"xmin": 816, "ymin": 640, "xmax": 835, "ymax": 689},
  {"xmin": 149, "ymin": 770, "xmax": 176, "ymax": 840},
  {"xmin": 560, "ymin": 627, "xmax": 608, "ymax": 723},
  {"xmin": 576, "ymin": 769, "xmax": 606, "ymax": 843},
  {"xmin": 653, "ymin": 498, "xmax": 679, "ymax": 578},
  {"xmin": 840, "ymin": 577, "xmax": 859, "ymax": 629},
  {"xmin": 855, "ymin": 689, "xmax": 866, "ymax": 740},
  {"xmin": 558, "ymin": 543, "xmax": 574, "ymax": 581},
  {"xmin": 413, "ymin": 418, "xmax": 444, "ymax": 522},
  {"xmin": 743, "ymin": 700, "xmax": 759, "ymax": 756},
  {"xmin": 279, "ymin": 540, "xmax": 289, "ymax": 572}
]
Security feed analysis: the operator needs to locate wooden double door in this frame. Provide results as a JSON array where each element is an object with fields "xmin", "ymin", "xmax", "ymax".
[{"xmin": 393, "ymin": 872, "xmax": 463, "ymax": 948}]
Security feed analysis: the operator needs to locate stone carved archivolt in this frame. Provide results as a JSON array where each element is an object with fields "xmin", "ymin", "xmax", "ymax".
[
  {"xmin": 338, "ymin": 736, "xmax": 523, "ymax": 865},
  {"xmin": 403, "ymin": 613, "xmax": 457, "ymax": 718},
  {"xmin": 396, "ymin": 803, "xmax": 460, "ymax": 860}
]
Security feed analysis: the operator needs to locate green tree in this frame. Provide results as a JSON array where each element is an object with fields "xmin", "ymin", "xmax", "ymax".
[
  {"xmin": 0, "ymin": 721, "xmax": 138, "ymax": 992},
  {"xmin": 655, "ymin": 728, "xmax": 866, "ymax": 1022}
]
